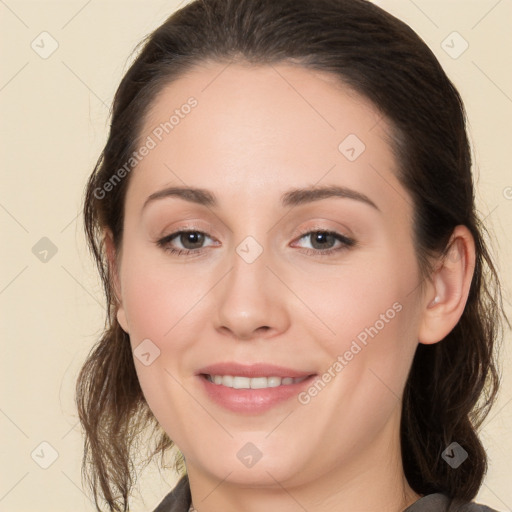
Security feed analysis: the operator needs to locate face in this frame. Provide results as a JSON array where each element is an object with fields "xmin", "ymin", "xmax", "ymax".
[{"xmin": 113, "ymin": 61, "xmax": 427, "ymax": 489}]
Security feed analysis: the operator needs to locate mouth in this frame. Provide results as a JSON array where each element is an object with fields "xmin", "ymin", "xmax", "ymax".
[
  {"xmin": 201, "ymin": 374, "xmax": 310, "ymax": 389},
  {"xmin": 196, "ymin": 373, "xmax": 318, "ymax": 415}
]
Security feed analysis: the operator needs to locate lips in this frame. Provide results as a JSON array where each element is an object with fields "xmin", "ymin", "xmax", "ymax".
[
  {"xmin": 197, "ymin": 362, "xmax": 314, "ymax": 379},
  {"xmin": 196, "ymin": 362, "xmax": 318, "ymax": 413}
]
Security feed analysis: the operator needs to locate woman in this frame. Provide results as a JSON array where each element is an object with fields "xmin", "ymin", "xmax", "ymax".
[{"xmin": 77, "ymin": 0, "xmax": 508, "ymax": 511}]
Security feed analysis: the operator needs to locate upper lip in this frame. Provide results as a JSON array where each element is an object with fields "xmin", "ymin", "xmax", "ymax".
[{"xmin": 197, "ymin": 362, "xmax": 316, "ymax": 379}]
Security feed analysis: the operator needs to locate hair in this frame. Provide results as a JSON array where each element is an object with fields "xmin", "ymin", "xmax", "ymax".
[{"xmin": 77, "ymin": 0, "xmax": 508, "ymax": 510}]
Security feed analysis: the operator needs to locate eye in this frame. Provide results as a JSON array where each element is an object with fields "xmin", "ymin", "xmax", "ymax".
[
  {"xmin": 292, "ymin": 229, "xmax": 356, "ymax": 256},
  {"xmin": 156, "ymin": 229, "xmax": 216, "ymax": 256}
]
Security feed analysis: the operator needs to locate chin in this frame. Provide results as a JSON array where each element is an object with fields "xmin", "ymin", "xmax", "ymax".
[{"xmin": 189, "ymin": 444, "xmax": 313, "ymax": 488}]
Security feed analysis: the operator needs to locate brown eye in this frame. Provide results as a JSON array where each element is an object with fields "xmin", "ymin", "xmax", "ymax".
[
  {"xmin": 156, "ymin": 230, "xmax": 215, "ymax": 256},
  {"xmin": 293, "ymin": 230, "xmax": 356, "ymax": 257},
  {"xmin": 309, "ymin": 232, "xmax": 337, "ymax": 250},
  {"xmin": 176, "ymin": 231, "xmax": 205, "ymax": 250}
]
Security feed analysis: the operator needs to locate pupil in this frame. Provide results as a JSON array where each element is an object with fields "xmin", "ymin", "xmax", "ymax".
[
  {"xmin": 312, "ymin": 232, "xmax": 333, "ymax": 249},
  {"xmin": 183, "ymin": 232, "xmax": 204, "ymax": 249}
]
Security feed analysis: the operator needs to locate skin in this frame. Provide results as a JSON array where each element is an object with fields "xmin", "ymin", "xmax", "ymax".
[{"xmin": 105, "ymin": 61, "xmax": 476, "ymax": 512}]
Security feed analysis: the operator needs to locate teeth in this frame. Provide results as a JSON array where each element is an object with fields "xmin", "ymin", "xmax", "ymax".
[{"xmin": 206, "ymin": 374, "xmax": 308, "ymax": 389}]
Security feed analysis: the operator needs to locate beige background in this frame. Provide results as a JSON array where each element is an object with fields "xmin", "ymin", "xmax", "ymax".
[{"xmin": 1, "ymin": 0, "xmax": 511, "ymax": 510}]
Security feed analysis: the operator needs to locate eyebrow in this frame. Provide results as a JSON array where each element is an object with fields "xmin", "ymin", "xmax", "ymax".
[{"xmin": 142, "ymin": 184, "xmax": 380, "ymax": 212}]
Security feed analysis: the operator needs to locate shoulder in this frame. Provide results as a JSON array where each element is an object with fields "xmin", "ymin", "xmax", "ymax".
[
  {"xmin": 153, "ymin": 474, "xmax": 191, "ymax": 512},
  {"xmin": 404, "ymin": 493, "xmax": 502, "ymax": 512}
]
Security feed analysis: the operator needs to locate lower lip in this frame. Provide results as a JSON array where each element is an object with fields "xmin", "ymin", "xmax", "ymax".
[{"xmin": 197, "ymin": 374, "xmax": 318, "ymax": 413}]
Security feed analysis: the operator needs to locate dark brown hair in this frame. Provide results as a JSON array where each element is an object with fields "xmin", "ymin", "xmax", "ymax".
[{"xmin": 77, "ymin": 0, "xmax": 508, "ymax": 510}]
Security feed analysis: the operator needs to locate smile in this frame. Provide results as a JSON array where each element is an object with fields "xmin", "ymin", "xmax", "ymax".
[{"xmin": 204, "ymin": 374, "xmax": 309, "ymax": 389}]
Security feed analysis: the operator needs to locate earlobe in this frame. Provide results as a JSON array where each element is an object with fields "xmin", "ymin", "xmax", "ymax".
[
  {"xmin": 103, "ymin": 228, "xmax": 130, "ymax": 334},
  {"xmin": 418, "ymin": 225, "xmax": 476, "ymax": 345},
  {"xmin": 116, "ymin": 308, "xmax": 129, "ymax": 334}
]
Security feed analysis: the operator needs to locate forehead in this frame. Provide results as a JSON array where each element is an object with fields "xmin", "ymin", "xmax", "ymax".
[{"xmin": 126, "ymin": 61, "xmax": 409, "ymax": 219}]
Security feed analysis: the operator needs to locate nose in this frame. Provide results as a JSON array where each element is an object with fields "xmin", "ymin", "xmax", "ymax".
[{"xmin": 213, "ymin": 240, "xmax": 291, "ymax": 341}]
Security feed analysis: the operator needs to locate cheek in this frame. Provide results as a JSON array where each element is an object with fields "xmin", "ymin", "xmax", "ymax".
[
  {"xmin": 293, "ymin": 255, "xmax": 420, "ymax": 449},
  {"xmin": 310, "ymin": 246, "xmax": 420, "ymax": 389},
  {"xmin": 119, "ymin": 246, "xmax": 207, "ymax": 343},
  {"xmin": 118, "ymin": 249, "xmax": 202, "ymax": 430},
  {"xmin": 316, "ymin": 256, "xmax": 414, "ymax": 342}
]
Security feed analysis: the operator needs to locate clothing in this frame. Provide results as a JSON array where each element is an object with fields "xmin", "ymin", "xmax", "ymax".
[
  {"xmin": 153, "ymin": 474, "xmax": 501, "ymax": 512},
  {"xmin": 153, "ymin": 474, "xmax": 191, "ymax": 512},
  {"xmin": 402, "ymin": 493, "xmax": 500, "ymax": 512}
]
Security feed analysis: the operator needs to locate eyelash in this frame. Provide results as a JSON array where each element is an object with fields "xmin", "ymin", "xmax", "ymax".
[{"xmin": 156, "ymin": 227, "xmax": 356, "ymax": 258}]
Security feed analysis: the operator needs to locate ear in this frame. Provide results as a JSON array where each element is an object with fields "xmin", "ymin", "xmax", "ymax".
[
  {"xmin": 103, "ymin": 229, "xmax": 130, "ymax": 334},
  {"xmin": 418, "ymin": 225, "xmax": 476, "ymax": 345}
]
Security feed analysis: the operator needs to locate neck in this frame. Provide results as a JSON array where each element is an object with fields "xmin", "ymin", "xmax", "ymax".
[{"xmin": 185, "ymin": 405, "xmax": 421, "ymax": 512}]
